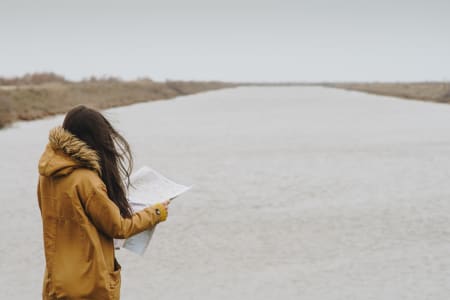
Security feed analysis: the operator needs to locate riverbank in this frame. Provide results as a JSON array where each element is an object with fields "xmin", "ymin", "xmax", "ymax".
[
  {"xmin": 0, "ymin": 73, "xmax": 235, "ymax": 128},
  {"xmin": 325, "ymin": 82, "xmax": 450, "ymax": 104},
  {"xmin": 2, "ymin": 74, "xmax": 450, "ymax": 129}
]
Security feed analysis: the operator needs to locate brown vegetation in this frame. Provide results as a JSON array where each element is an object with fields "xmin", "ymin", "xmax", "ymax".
[
  {"xmin": 325, "ymin": 82, "xmax": 450, "ymax": 104},
  {"xmin": 0, "ymin": 73, "xmax": 235, "ymax": 128},
  {"xmin": 0, "ymin": 72, "xmax": 67, "ymax": 86},
  {"xmin": 3, "ymin": 73, "xmax": 448, "ymax": 129}
]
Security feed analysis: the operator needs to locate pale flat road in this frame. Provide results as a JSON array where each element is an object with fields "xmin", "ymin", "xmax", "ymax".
[{"xmin": 1, "ymin": 87, "xmax": 450, "ymax": 299}]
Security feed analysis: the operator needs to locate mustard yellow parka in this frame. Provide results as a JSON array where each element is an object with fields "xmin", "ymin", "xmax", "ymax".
[{"xmin": 37, "ymin": 126, "xmax": 167, "ymax": 299}]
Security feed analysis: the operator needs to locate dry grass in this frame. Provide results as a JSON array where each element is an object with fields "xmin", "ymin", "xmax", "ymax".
[
  {"xmin": 0, "ymin": 73, "xmax": 235, "ymax": 128},
  {"xmin": 5, "ymin": 73, "xmax": 447, "ymax": 129},
  {"xmin": 0, "ymin": 72, "xmax": 67, "ymax": 85},
  {"xmin": 0, "ymin": 96, "xmax": 15, "ymax": 128},
  {"xmin": 325, "ymin": 82, "xmax": 450, "ymax": 103}
]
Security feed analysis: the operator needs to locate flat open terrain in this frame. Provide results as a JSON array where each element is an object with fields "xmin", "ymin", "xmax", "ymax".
[
  {"xmin": 1, "ymin": 86, "xmax": 450, "ymax": 299},
  {"xmin": 0, "ymin": 75, "xmax": 233, "ymax": 128},
  {"xmin": 328, "ymin": 82, "xmax": 450, "ymax": 103}
]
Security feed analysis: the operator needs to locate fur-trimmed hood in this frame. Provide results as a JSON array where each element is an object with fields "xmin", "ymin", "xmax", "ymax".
[{"xmin": 38, "ymin": 126, "xmax": 101, "ymax": 177}]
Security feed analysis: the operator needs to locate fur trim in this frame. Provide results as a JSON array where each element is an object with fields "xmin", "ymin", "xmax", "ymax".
[{"xmin": 48, "ymin": 126, "xmax": 102, "ymax": 175}]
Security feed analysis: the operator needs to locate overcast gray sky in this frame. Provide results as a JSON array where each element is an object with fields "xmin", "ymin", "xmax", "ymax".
[{"xmin": 1, "ymin": 0, "xmax": 449, "ymax": 82}]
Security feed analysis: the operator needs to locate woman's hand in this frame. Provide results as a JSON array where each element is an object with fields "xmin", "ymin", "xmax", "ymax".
[{"xmin": 161, "ymin": 199, "xmax": 170, "ymax": 213}]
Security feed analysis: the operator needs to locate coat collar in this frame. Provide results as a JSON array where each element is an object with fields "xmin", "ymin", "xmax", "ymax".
[{"xmin": 40, "ymin": 126, "xmax": 102, "ymax": 176}]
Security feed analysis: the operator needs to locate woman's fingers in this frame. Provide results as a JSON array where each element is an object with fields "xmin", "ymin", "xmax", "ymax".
[{"xmin": 162, "ymin": 200, "xmax": 170, "ymax": 211}]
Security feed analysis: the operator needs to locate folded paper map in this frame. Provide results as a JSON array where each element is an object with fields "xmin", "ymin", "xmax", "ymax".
[{"xmin": 114, "ymin": 166, "xmax": 191, "ymax": 255}]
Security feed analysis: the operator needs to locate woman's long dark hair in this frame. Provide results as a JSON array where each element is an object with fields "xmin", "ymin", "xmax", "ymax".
[{"xmin": 63, "ymin": 105, "xmax": 133, "ymax": 218}]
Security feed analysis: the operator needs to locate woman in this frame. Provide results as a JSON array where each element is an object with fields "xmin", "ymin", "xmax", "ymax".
[{"xmin": 37, "ymin": 105, "xmax": 169, "ymax": 299}]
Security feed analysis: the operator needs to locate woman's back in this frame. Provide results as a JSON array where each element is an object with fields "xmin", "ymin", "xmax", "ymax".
[
  {"xmin": 38, "ymin": 110, "xmax": 168, "ymax": 300},
  {"xmin": 38, "ymin": 127, "xmax": 122, "ymax": 299}
]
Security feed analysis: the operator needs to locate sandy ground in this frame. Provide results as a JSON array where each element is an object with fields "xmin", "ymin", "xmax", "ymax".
[{"xmin": 1, "ymin": 86, "xmax": 450, "ymax": 299}]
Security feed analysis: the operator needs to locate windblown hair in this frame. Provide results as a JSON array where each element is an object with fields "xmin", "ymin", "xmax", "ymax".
[{"xmin": 62, "ymin": 105, "xmax": 133, "ymax": 218}]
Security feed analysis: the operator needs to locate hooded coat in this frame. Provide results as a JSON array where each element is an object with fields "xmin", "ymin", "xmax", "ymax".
[{"xmin": 37, "ymin": 126, "xmax": 167, "ymax": 299}]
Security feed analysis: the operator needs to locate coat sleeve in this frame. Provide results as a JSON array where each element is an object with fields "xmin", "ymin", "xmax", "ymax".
[{"xmin": 81, "ymin": 180, "xmax": 165, "ymax": 239}]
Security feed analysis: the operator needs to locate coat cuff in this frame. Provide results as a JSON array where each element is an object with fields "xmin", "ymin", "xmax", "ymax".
[{"xmin": 153, "ymin": 203, "xmax": 168, "ymax": 222}]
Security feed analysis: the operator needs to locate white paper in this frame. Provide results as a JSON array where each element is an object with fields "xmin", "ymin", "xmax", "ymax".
[{"xmin": 114, "ymin": 166, "xmax": 191, "ymax": 255}]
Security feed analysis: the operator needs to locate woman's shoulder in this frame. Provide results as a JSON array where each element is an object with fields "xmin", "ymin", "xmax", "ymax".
[
  {"xmin": 66, "ymin": 168, "xmax": 108, "ymax": 202},
  {"xmin": 71, "ymin": 168, "xmax": 105, "ymax": 190}
]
